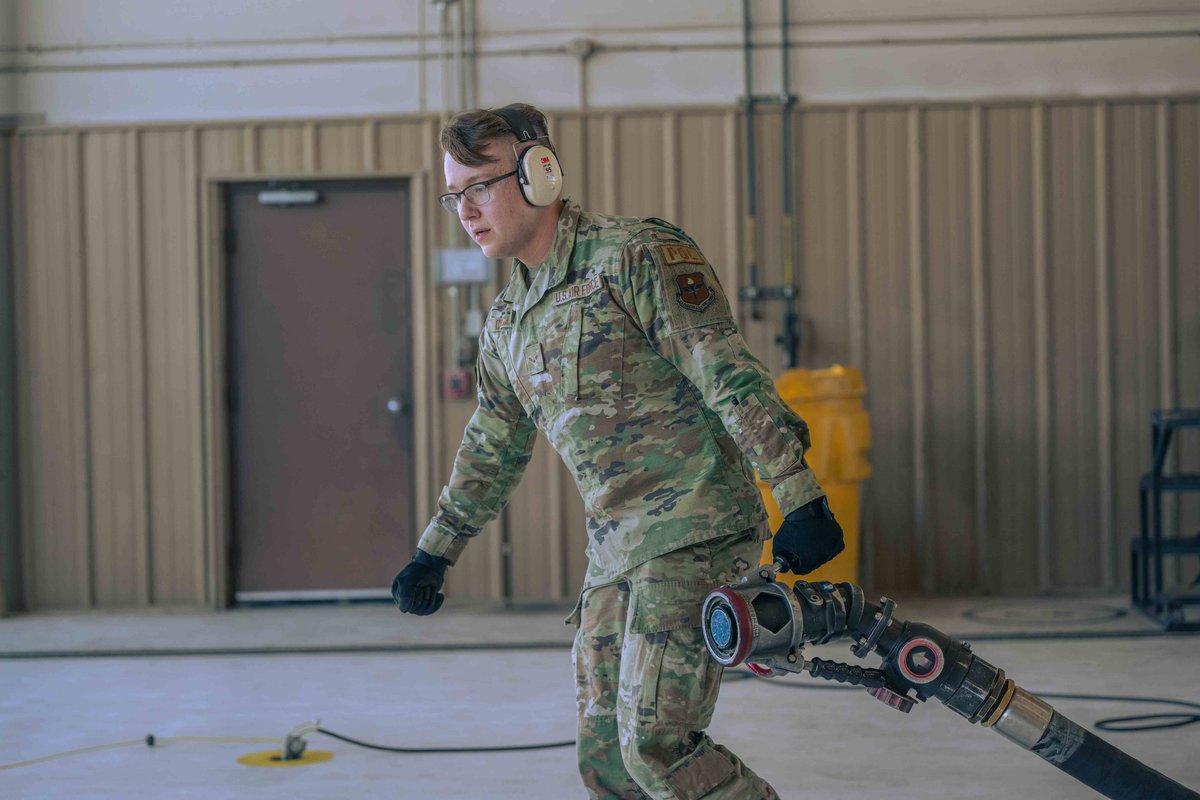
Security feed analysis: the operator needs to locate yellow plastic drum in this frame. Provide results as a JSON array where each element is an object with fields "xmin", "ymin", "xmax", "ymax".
[{"xmin": 758, "ymin": 365, "xmax": 871, "ymax": 586}]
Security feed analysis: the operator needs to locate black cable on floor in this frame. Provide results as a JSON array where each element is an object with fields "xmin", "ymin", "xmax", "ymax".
[
  {"xmin": 729, "ymin": 671, "xmax": 1200, "ymax": 732},
  {"xmin": 1037, "ymin": 691, "xmax": 1200, "ymax": 733},
  {"xmin": 314, "ymin": 727, "xmax": 575, "ymax": 753}
]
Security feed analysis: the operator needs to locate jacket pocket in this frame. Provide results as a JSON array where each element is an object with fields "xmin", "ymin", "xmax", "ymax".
[{"xmin": 577, "ymin": 304, "xmax": 625, "ymax": 402}]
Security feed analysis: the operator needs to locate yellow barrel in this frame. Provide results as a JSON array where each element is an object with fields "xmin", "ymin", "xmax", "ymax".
[{"xmin": 757, "ymin": 365, "xmax": 872, "ymax": 586}]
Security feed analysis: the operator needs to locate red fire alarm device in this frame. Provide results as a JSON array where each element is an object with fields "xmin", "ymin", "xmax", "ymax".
[{"xmin": 443, "ymin": 368, "xmax": 474, "ymax": 401}]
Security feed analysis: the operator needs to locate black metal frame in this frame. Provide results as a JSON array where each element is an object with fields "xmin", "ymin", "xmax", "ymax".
[{"xmin": 1130, "ymin": 408, "xmax": 1200, "ymax": 630}]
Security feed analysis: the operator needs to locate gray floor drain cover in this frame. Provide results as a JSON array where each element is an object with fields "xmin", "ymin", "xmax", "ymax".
[{"xmin": 962, "ymin": 602, "xmax": 1127, "ymax": 626}]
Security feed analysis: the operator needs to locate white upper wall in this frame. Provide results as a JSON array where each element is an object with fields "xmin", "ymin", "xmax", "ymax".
[{"xmin": 12, "ymin": 0, "xmax": 1200, "ymax": 125}]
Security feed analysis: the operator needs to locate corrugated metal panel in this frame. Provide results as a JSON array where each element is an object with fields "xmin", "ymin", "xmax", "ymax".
[
  {"xmin": 982, "ymin": 106, "xmax": 1040, "ymax": 594},
  {"xmin": 1047, "ymin": 104, "xmax": 1103, "ymax": 590},
  {"xmin": 0, "ymin": 131, "xmax": 19, "ymax": 615},
  {"xmin": 141, "ymin": 129, "xmax": 206, "ymax": 605},
  {"xmin": 199, "ymin": 127, "xmax": 247, "ymax": 176},
  {"xmin": 1172, "ymin": 103, "xmax": 1200, "ymax": 564},
  {"xmin": 81, "ymin": 130, "xmax": 148, "ymax": 606},
  {"xmin": 1110, "ymin": 102, "xmax": 1168, "ymax": 590},
  {"xmin": 16, "ymin": 133, "xmax": 92, "ymax": 608},
  {"xmin": 922, "ymin": 107, "xmax": 977, "ymax": 593},
  {"xmin": 256, "ymin": 124, "xmax": 305, "ymax": 175},
  {"xmin": 860, "ymin": 108, "xmax": 917, "ymax": 592},
  {"xmin": 796, "ymin": 110, "xmax": 851, "ymax": 368},
  {"xmin": 316, "ymin": 122, "xmax": 366, "ymax": 174},
  {"xmin": 12, "ymin": 98, "xmax": 1200, "ymax": 608}
]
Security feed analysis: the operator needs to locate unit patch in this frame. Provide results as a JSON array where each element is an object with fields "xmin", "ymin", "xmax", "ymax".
[
  {"xmin": 675, "ymin": 272, "xmax": 715, "ymax": 312},
  {"xmin": 490, "ymin": 308, "xmax": 514, "ymax": 331},
  {"xmin": 659, "ymin": 244, "xmax": 705, "ymax": 266},
  {"xmin": 553, "ymin": 275, "xmax": 603, "ymax": 305}
]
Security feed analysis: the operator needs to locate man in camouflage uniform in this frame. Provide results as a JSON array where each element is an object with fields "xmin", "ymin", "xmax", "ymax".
[{"xmin": 393, "ymin": 104, "xmax": 845, "ymax": 799}]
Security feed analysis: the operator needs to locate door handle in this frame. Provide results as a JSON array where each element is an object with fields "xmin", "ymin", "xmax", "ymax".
[{"xmin": 386, "ymin": 397, "xmax": 411, "ymax": 416}]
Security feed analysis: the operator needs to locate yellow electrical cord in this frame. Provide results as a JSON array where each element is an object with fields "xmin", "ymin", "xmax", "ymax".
[{"xmin": 0, "ymin": 735, "xmax": 278, "ymax": 771}]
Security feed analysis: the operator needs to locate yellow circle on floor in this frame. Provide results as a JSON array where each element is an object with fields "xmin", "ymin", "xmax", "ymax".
[{"xmin": 237, "ymin": 749, "xmax": 334, "ymax": 767}]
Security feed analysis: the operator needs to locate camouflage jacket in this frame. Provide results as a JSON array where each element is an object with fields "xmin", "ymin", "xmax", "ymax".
[{"xmin": 417, "ymin": 200, "xmax": 825, "ymax": 577}]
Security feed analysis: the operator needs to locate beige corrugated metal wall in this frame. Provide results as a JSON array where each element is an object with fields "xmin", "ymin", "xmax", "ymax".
[
  {"xmin": 10, "ymin": 97, "xmax": 1200, "ymax": 609},
  {"xmin": 1, "ymin": 130, "xmax": 17, "ymax": 616}
]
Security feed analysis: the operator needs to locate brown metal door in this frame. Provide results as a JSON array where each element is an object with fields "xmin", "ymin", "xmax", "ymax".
[{"xmin": 226, "ymin": 180, "xmax": 413, "ymax": 600}]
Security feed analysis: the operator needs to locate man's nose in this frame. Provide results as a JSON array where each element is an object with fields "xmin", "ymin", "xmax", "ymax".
[{"xmin": 458, "ymin": 197, "xmax": 480, "ymax": 222}]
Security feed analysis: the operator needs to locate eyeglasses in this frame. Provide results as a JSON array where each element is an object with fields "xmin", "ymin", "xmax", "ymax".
[{"xmin": 438, "ymin": 170, "xmax": 518, "ymax": 214}]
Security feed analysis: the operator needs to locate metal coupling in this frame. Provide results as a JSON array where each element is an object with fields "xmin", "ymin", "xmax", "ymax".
[{"xmin": 989, "ymin": 687, "xmax": 1054, "ymax": 750}]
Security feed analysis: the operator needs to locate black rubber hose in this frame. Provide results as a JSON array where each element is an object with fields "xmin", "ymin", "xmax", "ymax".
[{"xmin": 1033, "ymin": 711, "xmax": 1199, "ymax": 799}]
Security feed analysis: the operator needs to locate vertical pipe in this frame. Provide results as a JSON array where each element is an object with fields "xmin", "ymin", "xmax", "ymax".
[
  {"xmin": 724, "ymin": 110, "xmax": 742, "ymax": 321},
  {"xmin": 417, "ymin": 0, "xmax": 427, "ymax": 114},
  {"xmin": 410, "ymin": 169, "xmax": 433, "ymax": 567},
  {"xmin": 69, "ymin": 131, "xmax": 94, "ymax": 608},
  {"xmin": 578, "ymin": 49, "xmax": 590, "ymax": 206},
  {"xmin": 455, "ymin": 0, "xmax": 466, "ymax": 112},
  {"xmin": 907, "ymin": 107, "xmax": 930, "ymax": 593},
  {"xmin": 465, "ymin": 0, "xmax": 478, "ymax": 109},
  {"xmin": 0, "ymin": 132, "xmax": 16, "ymax": 614},
  {"xmin": 124, "ymin": 129, "xmax": 149, "ymax": 606},
  {"xmin": 1155, "ymin": 100, "xmax": 1177, "ymax": 581},
  {"xmin": 182, "ymin": 128, "xmax": 205, "ymax": 606},
  {"xmin": 780, "ymin": 0, "xmax": 798, "ymax": 367},
  {"xmin": 846, "ymin": 108, "xmax": 865, "ymax": 371},
  {"xmin": 1093, "ymin": 101, "xmax": 1115, "ymax": 590},
  {"xmin": 1031, "ymin": 104, "xmax": 1052, "ymax": 592},
  {"xmin": 439, "ymin": 1, "xmax": 453, "ymax": 127},
  {"xmin": 741, "ymin": 0, "xmax": 759, "ymax": 319},
  {"xmin": 969, "ymin": 104, "xmax": 989, "ymax": 589},
  {"xmin": 844, "ymin": 106, "xmax": 870, "ymax": 586}
]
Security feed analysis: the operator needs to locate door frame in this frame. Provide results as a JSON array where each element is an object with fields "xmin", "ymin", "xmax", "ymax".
[{"xmin": 201, "ymin": 172, "xmax": 435, "ymax": 608}]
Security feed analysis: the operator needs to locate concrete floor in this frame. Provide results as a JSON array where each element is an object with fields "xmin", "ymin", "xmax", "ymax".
[{"xmin": 1, "ymin": 596, "xmax": 1198, "ymax": 799}]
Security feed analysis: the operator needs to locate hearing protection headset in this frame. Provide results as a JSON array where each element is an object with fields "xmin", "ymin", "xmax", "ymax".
[{"xmin": 491, "ymin": 104, "xmax": 564, "ymax": 207}]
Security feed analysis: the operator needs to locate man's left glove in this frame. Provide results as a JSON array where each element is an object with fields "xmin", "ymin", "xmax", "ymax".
[
  {"xmin": 770, "ymin": 496, "xmax": 845, "ymax": 575},
  {"xmin": 391, "ymin": 549, "xmax": 451, "ymax": 616}
]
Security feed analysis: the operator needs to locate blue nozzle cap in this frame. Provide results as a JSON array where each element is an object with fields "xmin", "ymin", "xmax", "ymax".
[{"xmin": 709, "ymin": 607, "xmax": 734, "ymax": 649}]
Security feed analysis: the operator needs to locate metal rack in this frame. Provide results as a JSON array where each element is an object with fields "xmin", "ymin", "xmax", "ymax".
[{"xmin": 1131, "ymin": 408, "xmax": 1200, "ymax": 630}]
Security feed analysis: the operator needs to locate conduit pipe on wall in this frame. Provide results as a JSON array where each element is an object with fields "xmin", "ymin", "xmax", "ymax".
[
  {"xmin": 779, "ymin": 0, "xmax": 800, "ymax": 368},
  {"xmin": 568, "ymin": 37, "xmax": 596, "ymax": 203},
  {"xmin": 6, "ymin": 28, "xmax": 1198, "ymax": 75},
  {"xmin": 6, "ymin": 11, "xmax": 1198, "ymax": 56},
  {"xmin": 740, "ymin": 0, "xmax": 760, "ymax": 321},
  {"xmin": 739, "ymin": 0, "xmax": 804, "ymax": 367}
]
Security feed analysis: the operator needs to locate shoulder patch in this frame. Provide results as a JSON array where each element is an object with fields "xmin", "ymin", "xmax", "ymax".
[
  {"xmin": 675, "ymin": 272, "xmax": 715, "ymax": 312},
  {"xmin": 658, "ymin": 244, "xmax": 705, "ymax": 267},
  {"xmin": 643, "ymin": 241, "xmax": 734, "ymax": 335}
]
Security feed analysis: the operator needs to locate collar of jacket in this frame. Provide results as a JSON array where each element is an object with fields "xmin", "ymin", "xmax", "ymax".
[{"xmin": 505, "ymin": 199, "xmax": 581, "ymax": 325}]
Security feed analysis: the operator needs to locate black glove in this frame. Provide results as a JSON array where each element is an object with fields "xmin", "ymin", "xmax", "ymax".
[
  {"xmin": 391, "ymin": 549, "xmax": 450, "ymax": 616},
  {"xmin": 771, "ymin": 497, "xmax": 845, "ymax": 575}
]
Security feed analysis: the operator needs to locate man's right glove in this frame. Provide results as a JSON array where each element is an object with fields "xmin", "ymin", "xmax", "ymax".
[
  {"xmin": 770, "ymin": 496, "xmax": 845, "ymax": 575},
  {"xmin": 391, "ymin": 549, "xmax": 450, "ymax": 616}
]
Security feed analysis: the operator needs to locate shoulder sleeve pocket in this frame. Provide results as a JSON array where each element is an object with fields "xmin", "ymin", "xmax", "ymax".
[{"xmin": 645, "ymin": 243, "xmax": 734, "ymax": 335}]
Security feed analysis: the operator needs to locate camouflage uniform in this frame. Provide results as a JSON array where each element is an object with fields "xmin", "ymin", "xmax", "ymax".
[{"xmin": 418, "ymin": 199, "xmax": 824, "ymax": 798}]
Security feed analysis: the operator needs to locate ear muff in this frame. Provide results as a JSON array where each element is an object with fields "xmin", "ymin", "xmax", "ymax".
[{"xmin": 492, "ymin": 105, "xmax": 564, "ymax": 207}]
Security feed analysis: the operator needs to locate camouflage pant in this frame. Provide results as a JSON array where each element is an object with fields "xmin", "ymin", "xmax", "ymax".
[{"xmin": 571, "ymin": 529, "xmax": 781, "ymax": 800}]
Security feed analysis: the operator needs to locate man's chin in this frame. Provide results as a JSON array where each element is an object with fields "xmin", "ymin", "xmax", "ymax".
[{"xmin": 479, "ymin": 241, "xmax": 509, "ymax": 260}]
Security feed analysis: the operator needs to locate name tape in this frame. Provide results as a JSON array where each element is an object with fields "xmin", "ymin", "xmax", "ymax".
[{"xmin": 553, "ymin": 275, "xmax": 604, "ymax": 305}]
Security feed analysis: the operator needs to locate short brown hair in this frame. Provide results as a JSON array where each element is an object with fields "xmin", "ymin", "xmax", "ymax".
[{"xmin": 440, "ymin": 104, "xmax": 551, "ymax": 167}]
